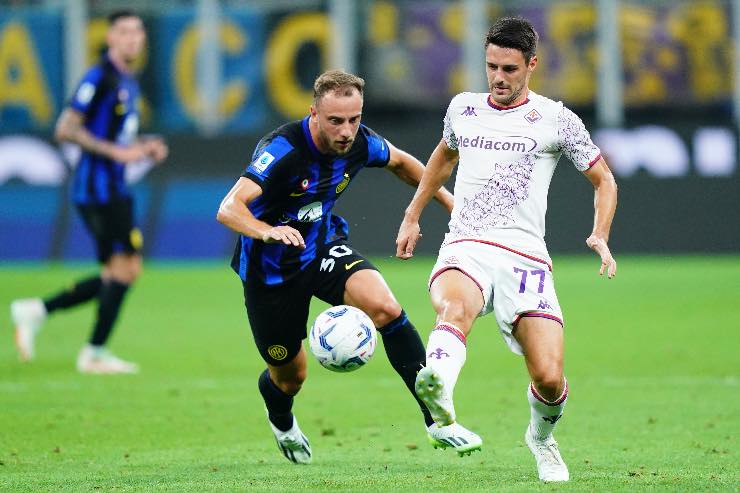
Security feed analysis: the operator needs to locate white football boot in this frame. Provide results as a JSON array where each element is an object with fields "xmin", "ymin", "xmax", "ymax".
[
  {"xmin": 76, "ymin": 345, "xmax": 139, "ymax": 374},
  {"xmin": 525, "ymin": 425, "xmax": 570, "ymax": 482},
  {"xmin": 416, "ymin": 366, "xmax": 481, "ymax": 456},
  {"xmin": 10, "ymin": 298, "xmax": 47, "ymax": 362},
  {"xmin": 268, "ymin": 415, "xmax": 312, "ymax": 464},
  {"xmin": 427, "ymin": 422, "xmax": 482, "ymax": 456},
  {"xmin": 414, "ymin": 366, "xmax": 455, "ymax": 426}
]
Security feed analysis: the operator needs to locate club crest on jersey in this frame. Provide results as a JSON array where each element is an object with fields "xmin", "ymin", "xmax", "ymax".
[
  {"xmin": 460, "ymin": 106, "xmax": 478, "ymax": 117},
  {"xmin": 290, "ymin": 178, "xmax": 310, "ymax": 197},
  {"xmin": 253, "ymin": 151, "xmax": 275, "ymax": 173},
  {"xmin": 524, "ymin": 109, "xmax": 542, "ymax": 124},
  {"xmin": 297, "ymin": 201, "xmax": 323, "ymax": 222},
  {"xmin": 336, "ymin": 173, "xmax": 350, "ymax": 194}
]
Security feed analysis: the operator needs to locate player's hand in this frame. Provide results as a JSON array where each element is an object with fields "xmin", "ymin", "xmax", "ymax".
[
  {"xmin": 396, "ymin": 218, "xmax": 421, "ymax": 260},
  {"xmin": 586, "ymin": 234, "xmax": 616, "ymax": 279},
  {"xmin": 143, "ymin": 137, "xmax": 168, "ymax": 163},
  {"xmin": 262, "ymin": 226, "xmax": 305, "ymax": 248}
]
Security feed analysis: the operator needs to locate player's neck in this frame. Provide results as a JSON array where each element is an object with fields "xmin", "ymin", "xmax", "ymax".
[
  {"xmin": 489, "ymin": 88, "xmax": 529, "ymax": 109},
  {"xmin": 107, "ymin": 50, "xmax": 133, "ymax": 74}
]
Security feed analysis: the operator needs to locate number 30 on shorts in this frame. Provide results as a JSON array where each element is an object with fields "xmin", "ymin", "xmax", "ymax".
[
  {"xmin": 319, "ymin": 245, "xmax": 353, "ymax": 273},
  {"xmin": 513, "ymin": 267, "xmax": 546, "ymax": 294}
]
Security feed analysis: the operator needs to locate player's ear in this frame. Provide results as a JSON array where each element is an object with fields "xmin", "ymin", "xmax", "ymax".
[
  {"xmin": 528, "ymin": 55, "xmax": 538, "ymax": 72},
  {"xmin": 309, "ymin": 105, "xmax": 318, "ymax": 121}
]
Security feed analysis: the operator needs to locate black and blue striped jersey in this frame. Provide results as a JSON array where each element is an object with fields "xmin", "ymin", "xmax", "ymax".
[
  {"xmin": 231, "ymin": 116, "xmax": 391, "ymax": 285},
  {"xmin": 68, "ymin": 53, "xmax": 140, "ymax": 205}
]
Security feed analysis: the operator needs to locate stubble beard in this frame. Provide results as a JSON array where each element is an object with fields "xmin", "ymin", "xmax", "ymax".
[{"xmin": 319, "ymin": 129, "xmax": 353, "ymax": 156}]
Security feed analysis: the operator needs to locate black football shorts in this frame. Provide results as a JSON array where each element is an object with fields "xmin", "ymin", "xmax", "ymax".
[
  {"xmin": 243, "ymin": 239, "xmax": 377, "ymax": 366},
  {"xmin": 76, "ymin": 197, "xmax": 142, "ymax": 263}
]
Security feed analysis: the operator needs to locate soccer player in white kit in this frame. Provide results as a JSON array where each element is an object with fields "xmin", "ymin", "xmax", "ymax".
[{"xmin": 396, "ymin": 17, "xmax": 617, "ymax": 482}]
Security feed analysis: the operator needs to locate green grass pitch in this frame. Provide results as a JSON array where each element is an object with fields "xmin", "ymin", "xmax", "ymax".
[{"xmin": 1, "ymin": 255, "xmax": 738, "ymax": 492}]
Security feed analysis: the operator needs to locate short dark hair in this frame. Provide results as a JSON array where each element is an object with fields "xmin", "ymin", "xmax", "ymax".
[
  {"xmin": 313, "ymin": 69, "xmax": 364, "ymax": 104},
  {"xmin": 484, "ymin": 17, "xmax": 538, "ymax": 63},
  {"xmin": 108, "ymin": 9, "xmax": 140, "ymax": 26}
]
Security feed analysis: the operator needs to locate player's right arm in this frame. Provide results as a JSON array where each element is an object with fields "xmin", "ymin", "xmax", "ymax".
[
  {"xmin": 54, "ymin": 108, "xmax": 156, "ymax": 163},
  {"xmin": 395, "ymin": 139, "xmax": 459, "ymax": 259},
  {"xmin": 216, "ymin": 177, "xmax": 305, "ymax": 248}
]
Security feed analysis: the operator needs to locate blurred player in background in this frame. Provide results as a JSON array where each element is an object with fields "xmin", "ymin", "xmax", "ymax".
[
  {"xmin": 10, "ymin": 10, "xmax": 167, "ymax": 374},
  {"xmin": 396, "ymin": 17, "xmax": 618, "ymax": 481},
  {"xmin": 216, "ymin": 70, "xmax": 465, "ymax": 464}
]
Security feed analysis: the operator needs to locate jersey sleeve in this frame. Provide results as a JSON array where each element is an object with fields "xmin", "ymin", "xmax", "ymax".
[
  {"xmin": 556, "ymin": 105, "xmax": 601, "ymax": 172},
  {"xmin": 242, "ymin": 135, "xmax": 295, "ymax": 189},
  {"xmin": 68, "ymin": 67, "xmax": 106, "ymax": 116},
  {"xmin": 442, "ymin": 100, "xmax": 459, "ymax": 150},
  {"xmin": 363, "ymin": 126, "xmax": 391, "ymax": 168}
]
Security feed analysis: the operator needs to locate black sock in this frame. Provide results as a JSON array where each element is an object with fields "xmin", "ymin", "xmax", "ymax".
[
  {"xmin": 258, "ymin": 369, "xmax": 294, "ymax": 432},
  {"xmin": 43, "ymin": 276, "xmax": 103, "ymax": 314},
  {"xmin": 378, "ymin": 310, "xmax": 435, "ymax": 427},
  {"xmin": 89, "ymin": 280, "xmax": 130, "ymax": 346}
]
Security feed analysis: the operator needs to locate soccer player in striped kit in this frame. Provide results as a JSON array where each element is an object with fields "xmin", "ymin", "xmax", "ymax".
[
  {"xmin": 396, "ymin": 17, "xmax": 618, "ymax": 482},
  {"xmin": 11, "ymin": 10, "xmax": 167, "ymax": 373},
  {"xmin": 217, "ymin": 70, "xmax": 468, "ymax": 464}
]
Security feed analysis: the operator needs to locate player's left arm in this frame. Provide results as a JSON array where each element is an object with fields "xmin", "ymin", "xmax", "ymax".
[
  {"xmin": 385, "ymin": 141, "xmax": 454, "ymax": 213},
  {"xmin": 584, "ymin": 158, "xmax": 618, "ymax": 278}
]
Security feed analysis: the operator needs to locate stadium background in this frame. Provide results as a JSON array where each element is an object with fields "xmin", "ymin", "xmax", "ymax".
[{"xmin": 1, "ymin": 0, "xmax": 738, "ymax": 259}]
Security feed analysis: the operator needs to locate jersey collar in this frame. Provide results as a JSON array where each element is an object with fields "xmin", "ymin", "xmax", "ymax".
[{"xmin": 486, "ymin": 94, "xmax": 530, "ymax": 111}]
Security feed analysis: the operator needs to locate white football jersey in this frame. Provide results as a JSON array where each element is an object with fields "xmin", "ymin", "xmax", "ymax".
[{"xmin": 442, "ymin": 90, "xmax": 601, "ymax": 262}]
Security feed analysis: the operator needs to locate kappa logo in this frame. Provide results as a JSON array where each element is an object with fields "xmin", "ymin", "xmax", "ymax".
[
  {"xmin": 537, "ymin": 299, "xmax": 553, "ymax": 310},
  {"xmin": 253, "ymin": 151, "xmax": 275, "ymax": 173},
  {"xmin": 442, "ymin": 256, "xmax": 459, "ymax": 265},
  {"xmin": 524, "ymin": 109, "xmax": 542, "ymax": 124},
  {"xmin": 460, "ymin": 106, "xmax": 478, "ymax": 117}
]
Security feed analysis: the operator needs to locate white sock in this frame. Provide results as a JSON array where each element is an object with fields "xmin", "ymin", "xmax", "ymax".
[
  {"xmin": 527, "ymin": 379, "xmax": 568, "ymax": 440},
  {"xmin": 425, "ymin": 322, "xmax": 467, "ymax": 396}
]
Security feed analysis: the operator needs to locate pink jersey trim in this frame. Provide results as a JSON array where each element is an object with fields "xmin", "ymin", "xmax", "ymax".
[
  {"xmin": 434, "ymin": 323, "xmax": 467, "ymax": 346},
  {"xmin": 445, "ymin": 239, "xmax": 552, "ymax": 271},
  {"xmin": 513, "ymin": 311, "xmax": 564, "ymax": 327},
  {"xmin": 530, "ymin": 380, "xmax": 568, "ymax": 406},
  {"xmin": 487, "ymin": 95, "xmax": 530, "ymax": 111},
  {"xmin": 586, "ymin": 153, "xmax": 602, "ymax": 169},
  {"xmin": 429, "ymin": 266, "xmax": 484, "ymax": 293}
]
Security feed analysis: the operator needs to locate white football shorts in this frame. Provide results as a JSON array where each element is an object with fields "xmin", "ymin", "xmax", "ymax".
[{"xmin": 428, "ymin": 239, "xmax": 564, "ymax": 355}]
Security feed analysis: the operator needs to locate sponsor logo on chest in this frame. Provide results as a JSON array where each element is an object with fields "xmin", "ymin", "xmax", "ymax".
[{"xmin": 457, "ymin": 135, "xmax": 537, "ymax": 153}]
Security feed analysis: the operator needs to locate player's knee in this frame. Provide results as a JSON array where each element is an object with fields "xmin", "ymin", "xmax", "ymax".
[
  {"xmin": 437, "ymin": 297, "xmax": 474, "ymax": 327},
  {"xmin": 364, "ymin": 299, "xmax": 402, "ymax": 328},
  {"xmin": 531, "ymin": 368, "xmax": 564, "ymax": 400}
]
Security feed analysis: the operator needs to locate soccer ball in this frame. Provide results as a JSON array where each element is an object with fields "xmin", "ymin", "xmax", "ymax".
[{"xmin": 309, "ymin": 305, "xmax": 377, "ymax": 373}]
